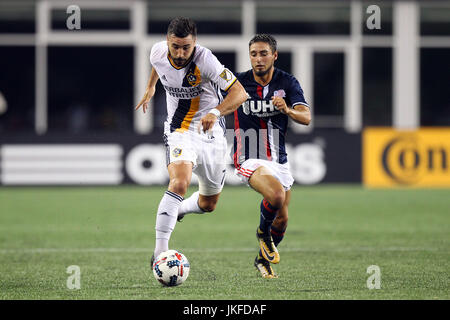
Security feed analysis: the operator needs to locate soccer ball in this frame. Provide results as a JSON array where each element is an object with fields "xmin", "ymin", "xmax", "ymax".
[{"xmin": 152, "ymin": 249, "xmax": 190, "ymax": 287}]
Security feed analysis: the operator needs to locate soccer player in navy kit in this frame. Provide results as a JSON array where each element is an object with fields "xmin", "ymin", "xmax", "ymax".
[{"xmin": 233, "ymin": 34, "xmax": 311, "ymax": 278}]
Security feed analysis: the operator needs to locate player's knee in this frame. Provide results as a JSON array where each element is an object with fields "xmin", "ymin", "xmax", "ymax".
[
  {"xmin": 198, "ymin": 199, "xmax": 217, "ymax": 213},
  {"xmin": 168, "ymin": 178, "xmax": 189, "ymax": 196},
  {"xmin": 268, "ymin": 189, "xmax": 285, "ymax": 209}
]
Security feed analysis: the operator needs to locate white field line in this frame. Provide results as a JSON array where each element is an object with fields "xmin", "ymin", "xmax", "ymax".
[{"xmin": 0, "ymin": 247, "xmax": 446, "ymax": 254}]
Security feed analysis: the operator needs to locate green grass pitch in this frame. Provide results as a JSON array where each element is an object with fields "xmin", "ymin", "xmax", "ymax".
[{"xmin": 0, "ymin": 185, "xmax": 448, "ymax": 300}]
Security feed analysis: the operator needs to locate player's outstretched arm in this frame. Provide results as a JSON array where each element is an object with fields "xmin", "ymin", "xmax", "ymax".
[
  {"xmin": 215, "ymin": 80, "xmax": 248, "ymax": 116},
  {"xmin": 135, "ymin": 68, "xmax": 159, "ymax": 113},
  {"xmin": 272, "ymin": 96, "xmax": 311, "ymax": 125}
]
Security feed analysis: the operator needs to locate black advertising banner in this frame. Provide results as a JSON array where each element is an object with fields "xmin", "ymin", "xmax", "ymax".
[{"xmin": 0, "ymin": 129, "xmax": 361, "ymax": 186}]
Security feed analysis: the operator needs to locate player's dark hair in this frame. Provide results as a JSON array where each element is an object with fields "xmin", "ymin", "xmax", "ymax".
[
  {"xmin": 249, "ymin": 34, "xmax": 277, "ymax": 53},
  {"xmin": 167, "ymin": 17, "xmax": 197, "ymax": 38}
]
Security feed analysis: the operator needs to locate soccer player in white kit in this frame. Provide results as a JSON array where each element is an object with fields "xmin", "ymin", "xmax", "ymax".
[{"xmin": 135, "ymin": 17, "xmax": 247, "ymax": 266}]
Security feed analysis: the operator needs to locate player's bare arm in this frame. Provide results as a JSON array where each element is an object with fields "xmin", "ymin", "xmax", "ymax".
[
  {"xmin": 199, "ymin": 80, "xmax": 247, "ymax": 133},
  {"xmin": 272, "ymin": 96, "xmax": 311, "ymax": 125},
  {"xmin": 135, "ymin": 67, "xmax": 159, "ymax": 113}
]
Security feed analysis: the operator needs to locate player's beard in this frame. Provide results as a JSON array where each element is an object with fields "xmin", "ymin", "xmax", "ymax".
[
  {"xmin": 173, "ymin": 58, "xmax": 187, "ymax": 67},
  {"xmin": 254, "ymin": 63, "xmax": 274, "ymax": 77}
]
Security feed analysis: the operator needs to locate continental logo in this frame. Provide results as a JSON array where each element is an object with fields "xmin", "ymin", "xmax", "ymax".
[
  {"xmin": 380, "ymin": 135, "xmax": 446, "ymax": 184},
  {"xmin": 363, "ymin": 128, "xmax": 450, "ymax": 187}
]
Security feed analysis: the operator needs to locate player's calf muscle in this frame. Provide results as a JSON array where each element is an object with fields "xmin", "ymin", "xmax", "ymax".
[{"xmin": 273, "ymin": 213, "xmax": 288, "ymax": 229}]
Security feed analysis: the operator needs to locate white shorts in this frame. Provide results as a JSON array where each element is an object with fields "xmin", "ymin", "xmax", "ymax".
[
  {"xmin": 164, "ymin": 125, "xmax": 227, "ymax": 196},
  {"xmin": 235, "ymin": 159, "xmax": 294, "ymax": 191}
]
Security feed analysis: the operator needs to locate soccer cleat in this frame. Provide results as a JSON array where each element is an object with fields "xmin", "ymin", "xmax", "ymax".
[
  {"xmin": 256, "ymin": 228, "xmax": 280, "ymax": 264},
  {"xmin": 177, "ymin": 213, "xmax": 185, "ymax": 222},
  {"xmin": 254, "ymin": 255, "xmax": 278, "ymax": 279}
]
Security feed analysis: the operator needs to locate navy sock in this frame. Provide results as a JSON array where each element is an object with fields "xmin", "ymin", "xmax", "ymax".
[
  {"xmin": 258, "ymin": 225, "xmax": 286, "ymax": 258},
  {"xmin": 258, "ymin": 199, "xmax": 279, "ymax": 236},
  {"xmin": 270, "ymin": 225, "xmax": 286, "ymax": 247}
]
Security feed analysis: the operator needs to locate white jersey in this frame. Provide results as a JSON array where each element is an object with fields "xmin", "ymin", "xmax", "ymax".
[{"xmin": 150, "ymin": 41, "xmax": 237, "ymax": 134}]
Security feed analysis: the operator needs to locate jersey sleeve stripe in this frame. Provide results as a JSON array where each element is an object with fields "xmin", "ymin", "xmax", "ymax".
[
  {"xmin": 223, "ymin": 77, "xmax": 237, "ymax": 92},
  {"xmin": 292, "ymin": 101, "xmax": 310, "ymax": 108}
]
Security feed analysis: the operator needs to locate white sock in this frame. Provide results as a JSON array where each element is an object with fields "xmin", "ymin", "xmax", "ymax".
[
  {"xmin": 178, "ymin": 191, "xmax": 204, "ymax": 217},
  {"xmin": 154, "ymin": 190, "xmax": 183, "ymax": 258}
]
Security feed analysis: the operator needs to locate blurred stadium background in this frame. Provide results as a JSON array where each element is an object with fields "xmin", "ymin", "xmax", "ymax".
[{"xmin": 0, "ymin": 0, "xmax": 449, "ymax": 188}]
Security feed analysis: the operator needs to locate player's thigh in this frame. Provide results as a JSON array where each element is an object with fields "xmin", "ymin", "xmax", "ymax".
[
  {"xmin": 195, "ymin": 135, "xmax": 227, "ymax": 200},
  {"xmin": 249, "ymin": 166, "xmax": 286, "ymax": 206},
  {"xmin": 195, "ymin": 155, "xmax": 225, "ymax": 211},
  {"xmin": 196, "ymin": 164, "xmax": 225, "ymax": 210},
  {"xmin": 167, "ymin": 160, "xmax": 193, "ymax": 195}
]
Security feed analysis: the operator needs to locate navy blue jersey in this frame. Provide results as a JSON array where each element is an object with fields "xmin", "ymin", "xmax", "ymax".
[{"xmin": 233, "ymin": 68, "xmax": 309, "ymax": 168}]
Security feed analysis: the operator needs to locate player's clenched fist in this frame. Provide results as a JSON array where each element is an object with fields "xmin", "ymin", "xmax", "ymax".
[
  {"xmin": 272, "ymin": 96, "xmax": 289, "ymax": 115},
  {"xmin": 198, "ymin": 113, "xmax": 218, "ymax": 133}
]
